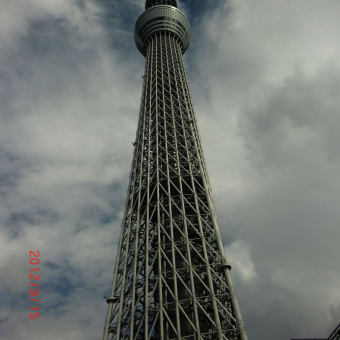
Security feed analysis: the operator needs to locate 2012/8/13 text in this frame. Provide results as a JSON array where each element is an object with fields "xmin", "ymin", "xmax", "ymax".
[{"xmin": 28, "ymin": 250, "xmax": 40, "ymax": 319}]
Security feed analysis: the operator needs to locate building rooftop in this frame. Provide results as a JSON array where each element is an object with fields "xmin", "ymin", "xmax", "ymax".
[{"xmin": 292, "ymin": 323, "xmax": 340, "ymax": 340}]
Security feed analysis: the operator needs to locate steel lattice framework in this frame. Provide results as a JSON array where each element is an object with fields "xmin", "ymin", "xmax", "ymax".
[{"xmin": 103, "ymin": 1, "xmax": 248, "ymax": 339}]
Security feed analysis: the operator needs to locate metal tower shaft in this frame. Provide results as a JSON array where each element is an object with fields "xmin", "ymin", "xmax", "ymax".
[{"xmin": 103, "ymin": 2, "xmax": 247, "ymax": 340}]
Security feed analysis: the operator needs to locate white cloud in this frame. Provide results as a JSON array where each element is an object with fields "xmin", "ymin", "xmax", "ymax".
[
  {"xmin": 0, "ymin": 0, "xmax": 102, "ymax": 50},
  {"xmin": 225, "ymin": 240, "xmax": 257, "ymax": 282},
  {"xmin": 190, "ymin": 0, "xmax": 340, "ymax": 338},
  {"xmin": 0, "ymin": 1, "xmax": 140, "ymax": 338}
]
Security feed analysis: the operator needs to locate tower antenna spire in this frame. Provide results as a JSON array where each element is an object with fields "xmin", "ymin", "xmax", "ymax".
[{"xmin": 145, "ymin": 0, "xmax": 177, "ymax": 9}]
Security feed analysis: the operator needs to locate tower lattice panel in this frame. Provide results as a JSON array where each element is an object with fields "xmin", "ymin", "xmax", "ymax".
[{"xmin": 103, "ymin": 2, "xmax": 247, "ymax": 340}]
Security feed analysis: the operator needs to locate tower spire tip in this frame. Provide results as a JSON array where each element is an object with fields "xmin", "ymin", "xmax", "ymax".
[{"xmin": 145, "ymin": 0, "xmax": 177, "ymax": 9}]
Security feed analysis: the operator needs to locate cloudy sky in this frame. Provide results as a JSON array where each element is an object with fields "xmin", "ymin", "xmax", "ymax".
[{"xmin": 1, "ymin": 0, "xmax": 340, "ymax": 339}]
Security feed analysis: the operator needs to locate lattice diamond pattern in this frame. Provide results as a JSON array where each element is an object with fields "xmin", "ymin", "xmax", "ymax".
[{"xmin": 103, "ymin": 32, "xmax": 246, "ymax": 340}]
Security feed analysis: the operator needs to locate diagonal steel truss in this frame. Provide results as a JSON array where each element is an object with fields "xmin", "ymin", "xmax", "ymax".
[{"xmin": 103, "ymin": 28, "xmax": 247, "ymax": 340}]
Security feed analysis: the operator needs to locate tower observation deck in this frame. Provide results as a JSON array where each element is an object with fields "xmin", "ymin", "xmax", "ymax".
[{"xmin": 103, "ymin": 1, "xmax": 248, "ymax": 339}]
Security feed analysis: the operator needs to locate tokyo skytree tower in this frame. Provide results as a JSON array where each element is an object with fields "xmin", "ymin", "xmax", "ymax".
[{"xmin": 103, "ymin": 0, "xmax": 248, "ymax": 339}]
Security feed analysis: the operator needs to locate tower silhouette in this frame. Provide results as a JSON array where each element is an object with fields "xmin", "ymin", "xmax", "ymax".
[{"xmin": 103, "ymin": 1, "xmax": 248, "ymax": 339}]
